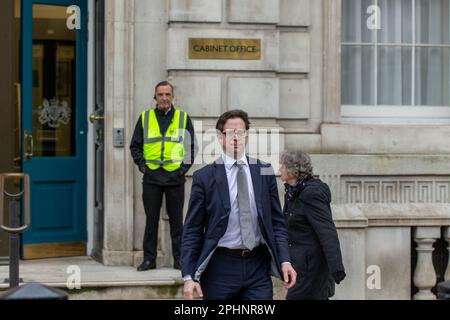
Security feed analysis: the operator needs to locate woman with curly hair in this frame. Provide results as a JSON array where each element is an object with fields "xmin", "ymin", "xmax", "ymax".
[{"xmin": 279, "ymin": 150, "xmax": 346, "ymax": 300}]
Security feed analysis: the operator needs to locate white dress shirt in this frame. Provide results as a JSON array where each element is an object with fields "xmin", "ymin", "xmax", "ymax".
[{"xmin": 217, "ymin": 153, "xmax": 264, "ymax": 249}]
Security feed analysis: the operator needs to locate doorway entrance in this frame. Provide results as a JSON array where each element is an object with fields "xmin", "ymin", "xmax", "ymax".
[{"xmin": 20, "ymin": 0, "xmax": 88, "ymax": 259}]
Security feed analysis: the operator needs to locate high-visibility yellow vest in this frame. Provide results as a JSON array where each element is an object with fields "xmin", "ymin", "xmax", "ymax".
[{"xmin": 142, "ymin": 108, "xmax": 188, "ymax": 172}]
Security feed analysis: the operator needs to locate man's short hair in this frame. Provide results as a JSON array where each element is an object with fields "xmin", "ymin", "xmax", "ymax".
[
  {"xmin": 154, "ymin": 81, "xmax": 174, "ymax": 94},
  {"xmin": 216, "ymin": 109, "xmax": 251, "ymax": 132}
]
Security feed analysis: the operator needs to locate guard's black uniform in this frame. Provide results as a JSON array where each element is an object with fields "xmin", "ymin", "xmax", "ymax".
[{"xmin": 130, "ymin": 106, "xmax": 197, "ymax": 266}]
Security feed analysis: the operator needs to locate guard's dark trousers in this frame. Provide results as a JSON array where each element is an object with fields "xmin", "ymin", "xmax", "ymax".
[{"xmin": 142, "ymin": 183, "xmax": 184, "ymax": 263}]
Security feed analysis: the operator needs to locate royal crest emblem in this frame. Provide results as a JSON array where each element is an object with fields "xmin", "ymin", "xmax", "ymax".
[{"xmin": 38, "ymin": 98, "xmax": 71, "ymax": 128}]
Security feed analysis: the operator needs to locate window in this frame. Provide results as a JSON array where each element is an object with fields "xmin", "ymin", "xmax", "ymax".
[{"xmin": 341, "ymin": 0, "xmax": 450, "ymax": 122}]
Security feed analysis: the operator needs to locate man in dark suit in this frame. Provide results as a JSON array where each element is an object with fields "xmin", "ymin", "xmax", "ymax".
[{"xmin": 181, "ymin": 110, "xmax": 297, "ymax": 300}]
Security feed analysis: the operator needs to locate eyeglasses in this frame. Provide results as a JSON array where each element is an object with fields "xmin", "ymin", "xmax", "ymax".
[{"xmin": 221, "ymin": 129, "xmax": 248, "ymax": 138}]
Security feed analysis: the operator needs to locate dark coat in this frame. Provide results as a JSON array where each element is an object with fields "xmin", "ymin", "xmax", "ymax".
[
  {"xmin": 181, "ymin": 157, "xmax": 290, "ymax": 282},
  {"xmin": 284, "ymin": 178, "xmax": 345, "ymax": 300}
]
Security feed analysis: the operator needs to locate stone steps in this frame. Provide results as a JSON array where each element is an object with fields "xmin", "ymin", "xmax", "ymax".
[
  {"xmin": 0, "ymin": 256, "xmax": 288, "ymax": 300},
  {"xmin": 0, "ymin": 256, "xmax": 184, "ymax": 300}
]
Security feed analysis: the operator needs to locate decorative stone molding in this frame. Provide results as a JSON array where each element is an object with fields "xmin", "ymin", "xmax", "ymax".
[
  {"xmin": 320, "ymin": 174, "xmax": 450, "ymax": 206},
  {"xmin": 360, "ymin": 204, "xmax": 450, "ymax": 227},
  {"xmin": 330, "ymin": 204, "xmax": 368, "ymax": 229},
  {"xmin": 319, "ymin": 174, "xmax": 341, "ymax": 203},
  {"xmin": 342, "ymin": 176, "xmax": 450, "ymax": 204},
  {"xmin": 312, "ymin": 155, "xmax": 450, "ymax": 205}
]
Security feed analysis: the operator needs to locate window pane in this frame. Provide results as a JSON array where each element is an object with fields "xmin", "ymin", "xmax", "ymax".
[
  {"xmin": 342, "ymin": 45, "xmax": 376, "ymax": 105},
  {"xmin": 342, "ymin": 0, "xmax": 450, "ymax": 112},
  {"xmin": 32, "ymin": 4, "xmax": 77, "ymax": 157},
  {"xmin": 378, "ymin": 0, "xmax": 413, "ymax": 44},
  {"xmin": 378, "ymin": 46, "xmax": 412, "ymax": 105},
  {"xmin": 416, "ymin": 0, "xmax": 450, "ymax": 45},
  {"xmin": 342, "ymin": 0, "xmax": 376, "ymax": 43},
  {"xmin": 415, "ymin": 48, "xmax": 450, "ymax": 106}
]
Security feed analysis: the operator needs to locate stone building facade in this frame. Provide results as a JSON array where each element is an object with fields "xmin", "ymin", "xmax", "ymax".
[{"xmin": 102, "ymin": 0, "xmax": 450, "ymax": 300}]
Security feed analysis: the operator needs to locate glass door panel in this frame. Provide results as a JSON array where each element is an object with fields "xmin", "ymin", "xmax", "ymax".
[{"xmin": 32, "ymin": 4, "xmax": 76, "ymax": 157}]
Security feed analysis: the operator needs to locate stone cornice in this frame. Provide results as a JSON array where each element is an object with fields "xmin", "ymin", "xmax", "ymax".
[{"xmin": 333, "ymin": 203, "xmax": 450, "ymax": 228}]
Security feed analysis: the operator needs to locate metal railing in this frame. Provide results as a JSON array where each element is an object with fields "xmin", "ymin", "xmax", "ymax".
[{"xmin": 0, "ymin": 173, "xmax": 30, "ymax": 288}]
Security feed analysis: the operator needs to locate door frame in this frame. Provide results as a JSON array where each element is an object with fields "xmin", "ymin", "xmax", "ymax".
[
  {"xmin": 21, "ymin": 0, "xmax": 89, "ymax": 255},
  {"xmin": 86, "ymin": 0, "xmax": 96, "ymax": 256}
]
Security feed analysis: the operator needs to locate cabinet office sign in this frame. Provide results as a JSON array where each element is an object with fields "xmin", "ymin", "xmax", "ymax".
[{"xmin": 189, "ymin": 38, "xmax": 261, "ymax": 60}]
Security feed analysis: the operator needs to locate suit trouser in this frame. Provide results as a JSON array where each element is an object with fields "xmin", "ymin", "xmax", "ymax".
[
  {"xmin": 142, "ymin": 183, "xmax": 184, "ymax": 262},
  {"xmin": 200, "ymin": 246, "xmax": 273, "ymax": 300}
]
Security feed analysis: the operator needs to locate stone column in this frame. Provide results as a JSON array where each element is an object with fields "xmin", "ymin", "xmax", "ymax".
[
  {"xmin": 444, "ymin": 227, "xmax": 450, "ymax": 281},
  {"xmin": 102, "ymin": 0, "xmax": 135, "ymax": 266},
  {"xmin": 322, "ymin": 0, "xmax": 342, "ymax": 124},
  {"xmin": 413, "ymin": 227, "xmax": 440, "ymax": 300}
]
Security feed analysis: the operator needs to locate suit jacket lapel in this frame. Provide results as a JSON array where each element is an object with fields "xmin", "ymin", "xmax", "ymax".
[
  {"xmin": 213, "ymin": 159, "xmax": 231, "ymax": 215},
  {"xmin": 248, "ymin": 157, "xmax": 263, "ymax": 217}
]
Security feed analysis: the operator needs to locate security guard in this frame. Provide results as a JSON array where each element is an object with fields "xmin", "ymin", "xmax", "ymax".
[{"xmin": 130, "ymin": 81, "xmax": 197, "ymax": 271}]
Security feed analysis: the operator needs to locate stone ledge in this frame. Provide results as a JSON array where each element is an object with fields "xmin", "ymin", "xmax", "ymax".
[
  {"xmin": 312, "ymin": 154, "xmax": 450, "ymax": 176},
  {"xmin": 333, "ymin": 204, "xmax": 450, "ymax": 228},
  {"xmin": 414, "ymin": 226, "xmax": 442, "ymax": 238},
  {"xmin": 0, "ymin": 279, "xmax": 183, "ymax": 290},
  {"xmin": 332, "ymin": 204, "xmax": 368, "ymax": 229},
  {"xmin": 321, "ymin": 124, "xmax": 450, "ymax": 154},
  {"xmin": 185, "ymin": 151, "xmax": 450, "ymax": 177},
  {"xmin": 66, "ymin": 285, "xmax": 184, "ymax": 300}
]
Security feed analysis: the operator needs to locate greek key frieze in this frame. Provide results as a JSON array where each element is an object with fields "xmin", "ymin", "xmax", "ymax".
[{"xmin": 341, "ymin": 177, "xmax": 450, "ymax": 204}]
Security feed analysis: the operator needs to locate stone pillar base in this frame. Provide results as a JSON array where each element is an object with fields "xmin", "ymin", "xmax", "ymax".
[
  {"xmin": 133, "ymin": 251, "xmax": 143, "ymax": 268},
  {"xmin": 133, "ymin": 251, "xmax": 173, "ymax": 268},
  {"xmin": 102, "ymin": 250, "xmax": 134, "ymax": 266}
]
